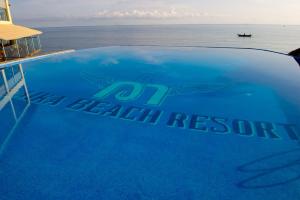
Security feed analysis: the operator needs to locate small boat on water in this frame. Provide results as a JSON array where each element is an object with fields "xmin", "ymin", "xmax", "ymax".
[{"xmin": 238, "ymin": 33, "xmax": 252, "ymax": 38}]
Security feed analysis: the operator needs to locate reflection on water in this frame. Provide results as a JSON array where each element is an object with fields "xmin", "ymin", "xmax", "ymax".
[
  {"xmin": 237, "ymin": 149, "xmax": 300, "ymax": 189},
  {"xmin": 0, "ymin": 64, "xmax": 31, "ymax": 156}
]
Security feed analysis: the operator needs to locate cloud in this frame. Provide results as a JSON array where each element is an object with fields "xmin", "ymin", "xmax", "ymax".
[{"xmin": 95, "ymin": 8, "xmax": 208, "ymax": 19}]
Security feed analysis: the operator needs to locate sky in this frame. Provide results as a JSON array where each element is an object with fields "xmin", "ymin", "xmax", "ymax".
[{"xmin": 10, "ymin": 0, "xmax": 300, "ymax": 27}]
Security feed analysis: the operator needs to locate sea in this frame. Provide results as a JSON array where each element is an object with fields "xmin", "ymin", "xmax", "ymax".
[{"xmin": 39, "ymin": 24, "xmax": 300, "ymax": 54}]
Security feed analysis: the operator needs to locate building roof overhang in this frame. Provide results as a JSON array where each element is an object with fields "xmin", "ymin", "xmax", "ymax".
[{"xmin": 0, "ymin": 24, "xmax": 42, "ymax": 41}]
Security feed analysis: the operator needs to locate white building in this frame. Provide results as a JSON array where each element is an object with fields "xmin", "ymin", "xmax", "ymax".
[{"xmin": 0, "ymin": 0, "xmax": 42, "ymax": 62}]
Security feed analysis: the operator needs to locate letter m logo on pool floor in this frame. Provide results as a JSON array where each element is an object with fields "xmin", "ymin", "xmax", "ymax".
[{"xmin": 94, "ymin": 81, "xmax": 170, "ymax": 106}]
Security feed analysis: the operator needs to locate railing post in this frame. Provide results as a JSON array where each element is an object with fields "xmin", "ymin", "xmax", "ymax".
[
  {"xmin": 25, "ymin": 38, "xmax": 30, "ymax": 56},
  {"xmin": 37, "ymin": 36, "xmax": 42, "ymax": 50},
  {"xmin": 31, "ymin": 37, "xmax": 36, "ymax": 52},
  {"xmin": 15, "ymin": 40, "xmax": 21, "ymax": 58},
  {"xmin": 1, "ymin": 40, "xmax": 7, "ymax": 60}
]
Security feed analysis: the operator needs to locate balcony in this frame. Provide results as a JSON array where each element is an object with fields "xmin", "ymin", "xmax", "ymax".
[{"xmin": 0, "ymin": 36, "xmax": 42, "ymax": 62}]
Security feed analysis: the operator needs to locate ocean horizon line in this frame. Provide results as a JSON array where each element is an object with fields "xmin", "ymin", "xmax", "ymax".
[{"xmin": 16, "ymin": 23, "xmax": 300, "ymax": 29}]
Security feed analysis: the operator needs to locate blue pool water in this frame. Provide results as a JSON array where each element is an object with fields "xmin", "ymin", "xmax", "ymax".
[{"xmin": 0, "ymin": 46, "xmax": 300, "ymax": 199}]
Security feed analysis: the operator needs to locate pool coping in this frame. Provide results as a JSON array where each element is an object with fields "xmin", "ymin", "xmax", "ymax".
[
  {"xmin": 0, "ymin": 45, "xmax": 293, "ymax": 70},
  {"xmin": 0, "ymin": 50, "xmax": 75, "ymax": 69}
]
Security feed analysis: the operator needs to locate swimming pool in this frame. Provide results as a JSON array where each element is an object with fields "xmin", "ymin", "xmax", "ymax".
[{"xmin": 0, "ymin": 46, "xmax": 300, "ymax": 199}]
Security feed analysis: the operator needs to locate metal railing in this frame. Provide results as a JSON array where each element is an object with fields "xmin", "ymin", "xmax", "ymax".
[
  {"xmin": 2, "ymin": 44, "xmax": 19, "ymax": 59},
  {"xmin": 0, "ymin": 36, "xmax": 42, "ymax": 61}
]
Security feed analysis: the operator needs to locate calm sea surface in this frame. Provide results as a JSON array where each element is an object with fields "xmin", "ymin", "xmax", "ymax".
[{"xmin": 39, "ymin": 24, "xmax": 300, "ymax": 53}]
